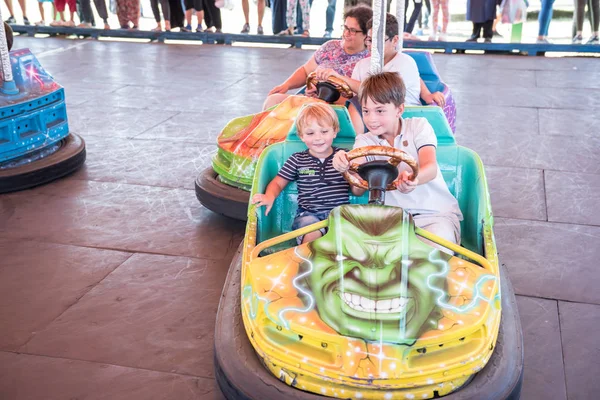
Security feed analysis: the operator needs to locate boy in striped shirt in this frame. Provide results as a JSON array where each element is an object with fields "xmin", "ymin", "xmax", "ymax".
[{"xmin": 252, "ymin": 102, "xmax": 350, "ymax": 244}]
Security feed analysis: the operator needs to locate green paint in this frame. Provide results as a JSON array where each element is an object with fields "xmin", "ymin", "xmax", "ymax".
[{"xmin": 300, "ymin": 205, "xmax": 448, "ymax": 344}]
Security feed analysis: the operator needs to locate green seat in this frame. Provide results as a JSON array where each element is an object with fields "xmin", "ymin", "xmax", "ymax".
[{"xmin": 252, "ymin": 106, "xmax": 489, "ymax": 256}]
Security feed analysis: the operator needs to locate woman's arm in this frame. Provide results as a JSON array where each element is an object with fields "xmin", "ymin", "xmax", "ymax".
[
  {"xmin": 269, "ymin": 56, "xmax": 319, "ymax": 95},
  {"xmin": 313, "ymin": 67, "xmax": 362, "ymax": 94}
]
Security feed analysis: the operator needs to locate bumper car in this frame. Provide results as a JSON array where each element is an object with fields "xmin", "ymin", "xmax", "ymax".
[
  {"xmin": 404, "ymin": 51, "xmax": 456, "ymax": 133},
  {"xmin": 196, "ymin": 53, "xmax": 455, "ymax": 221},
  {"xmin": 0, "ymin": 28, "xmax": 85, "ymax": 193},
  {"xmin": 214, "ymin": 106, "xmax": 523, "ymax": 399}
]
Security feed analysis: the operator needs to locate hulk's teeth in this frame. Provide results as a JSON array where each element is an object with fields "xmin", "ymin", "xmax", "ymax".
[{"xmin": 341, "ymin": 292, "xmax": 409, "ymax": 313}]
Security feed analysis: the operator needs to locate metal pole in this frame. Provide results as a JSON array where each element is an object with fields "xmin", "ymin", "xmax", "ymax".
[
  {"xmin": 369, "ymin": 0, "xmax": 388, "ymax": 74},
  {"xmin": 396, "ymin": 0, "xmax": 406, "ymax": 52},
  {"xmin": 0, "ymin": 10, "xmax": 18, "ymax": 95}
]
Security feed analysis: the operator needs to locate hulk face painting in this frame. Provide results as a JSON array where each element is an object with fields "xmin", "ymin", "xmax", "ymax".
[{"xmin": 300, "ymin": 205, "xmax": 448, "ymax": 344}]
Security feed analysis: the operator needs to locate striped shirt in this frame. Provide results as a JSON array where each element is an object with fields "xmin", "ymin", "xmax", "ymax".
[{"xmin": 278, "ymin": 147, "xmax": 350, "ymax": 213}]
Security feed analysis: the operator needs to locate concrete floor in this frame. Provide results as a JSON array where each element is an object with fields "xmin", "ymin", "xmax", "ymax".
[{"xmin": 0, "ymin": 37, "xmax": 599, "ymax": 400}]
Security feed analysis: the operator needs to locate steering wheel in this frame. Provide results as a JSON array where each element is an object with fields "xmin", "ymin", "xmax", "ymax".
[
  {"xmin": 306, "ymin": 72, "xmax": 354, "ymax": 103},
  {"xmin": 342, "ymin": 146, "xmax": 419, "ymax": 190}
]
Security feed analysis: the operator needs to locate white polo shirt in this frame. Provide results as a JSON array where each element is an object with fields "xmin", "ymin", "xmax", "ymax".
[
  {"xmin": 351, "ymin": 52, "xmax": 422, "ymax": 106},
  {"xmin": 354, "ymin": 117, "xmax": 463, "ymax": 219}
]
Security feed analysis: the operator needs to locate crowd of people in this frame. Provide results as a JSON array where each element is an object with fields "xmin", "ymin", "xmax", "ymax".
[{"xmin": 2, "ymin": 0, "xmax": 599, "ymax": 44}]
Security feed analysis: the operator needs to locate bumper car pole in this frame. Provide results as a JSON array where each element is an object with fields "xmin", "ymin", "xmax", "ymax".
[
  {"xmin": 396, "ymin": 0, "xmax": 406, "ymax": 52},
  {"xmin": 0, "ymin": 8, "xmax": 18, "ymax": 95},
  {"xmin": 370, "ymin": 0, "xmax": 387, "ymax": 75}
]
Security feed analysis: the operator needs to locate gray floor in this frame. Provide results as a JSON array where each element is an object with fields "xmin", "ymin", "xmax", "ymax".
[{"xmin": 0, "ymin": 37, "xmax": 599, "ymax": 400}]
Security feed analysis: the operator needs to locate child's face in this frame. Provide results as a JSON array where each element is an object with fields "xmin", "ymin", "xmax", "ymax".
[
  {"xmin": 299, "ymin": 119, "xmax": 338, "ymax": 157},
  {"xmin": 362, "ymin": 97, "xmax": 404, "ymax": 136},
  {"xmin": 365, "ymin": 29, "xmax": 399, "ymax": 55}
]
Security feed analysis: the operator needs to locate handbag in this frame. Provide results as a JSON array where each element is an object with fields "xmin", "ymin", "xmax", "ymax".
[{"xmin": 500, "ymin": 0, "xmax": 528, "ymax": 24}]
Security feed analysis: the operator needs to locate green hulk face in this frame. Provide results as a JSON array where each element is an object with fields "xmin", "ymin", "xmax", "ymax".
[{"xmin": 301, "ymin": 205, "xmax": 448, "ymax": 344}]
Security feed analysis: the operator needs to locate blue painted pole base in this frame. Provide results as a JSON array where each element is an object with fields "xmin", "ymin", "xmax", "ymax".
[{"xmin": 1, "ymin": 80, "xmax": 19, "ymax": 95}]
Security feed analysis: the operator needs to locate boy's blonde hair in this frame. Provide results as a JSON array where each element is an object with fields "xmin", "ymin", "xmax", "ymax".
[
  {"xmin": 295, "ymin": 102, "xmax": 340, "ymax": 137},
  {"xmin": 359, "ymin": 71, "xmax": 406, "ymax": 107}
]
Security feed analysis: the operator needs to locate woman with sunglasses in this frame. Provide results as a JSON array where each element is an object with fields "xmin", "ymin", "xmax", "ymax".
[
  {"xmin": 263, "ymin": 5, "xmax": 372, "ymax": 135},
  {"xmin": 264, "ymin": 5, "xmax": 372, "ymax": 109}
]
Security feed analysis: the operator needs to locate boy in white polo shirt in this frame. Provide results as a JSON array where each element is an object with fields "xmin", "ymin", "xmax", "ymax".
[
  {"xmin": 314, "ymin": 13, "xmax": 445, "ymax": 108},
  {"xmin": 332, "ymin": 72, "xmax": 463, "ymax": 246}
]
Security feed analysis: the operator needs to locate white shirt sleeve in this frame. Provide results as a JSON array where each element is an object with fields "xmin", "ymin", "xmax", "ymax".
[
  {"xmin": 412, "ymin": 118, "xmax": 437, "ymax": 150},
  {"xmin": 353, "ymin": 133, "xmax": 370, "ymax": 149},
  {"xmin": 351, "ymin": 58, "xmax": 369, "ymax": 82}
]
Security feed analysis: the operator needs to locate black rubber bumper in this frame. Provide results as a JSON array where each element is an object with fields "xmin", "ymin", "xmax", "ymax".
[
  {"xmin": 214, "ymin": 244, "xmax": 524, "ymax": 400},
  {"xmin": 0, "ymin": 133, "xmax": 86, "ymax": 194},
  {"xmin": 195, "ymin": 167, "xmax": 250, "ymax": 221}
]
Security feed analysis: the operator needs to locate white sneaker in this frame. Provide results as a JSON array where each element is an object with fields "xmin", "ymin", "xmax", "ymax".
[
  {"xmin": 35, "ymin": 20, "xmax": 45, "ymax": 26},
  {"xmin": 428, "ymin": 34, "xmax": 436, "ymax": 41},
  {"xmin": 438, "ymin": 33, "xmax": 447, "ymax": 41}
]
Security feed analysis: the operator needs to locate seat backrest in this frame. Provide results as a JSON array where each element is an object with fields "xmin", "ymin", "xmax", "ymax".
[
  {"xmin": 286, "ymin": 104, "xmax": 356, "ymax": 143},
  {"xmin": 403, "ymin": 106, "xmax": 455, "ymax": 146},
  {"xmin": 437, "ymin": 146, "xmax": 489, "ymax": 254},
  {"xmin": 405, "ymin": 51, "xmax": 445, "ymax": 94}
]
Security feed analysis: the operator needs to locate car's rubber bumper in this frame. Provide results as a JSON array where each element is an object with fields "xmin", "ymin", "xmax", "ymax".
[
  {"xmin": 195, "ymin": 167, "xmax": 250, "ymax": 221},
  {"xmin": 0, "ymin": 133, "xmax": 86, "ymax": 193}
]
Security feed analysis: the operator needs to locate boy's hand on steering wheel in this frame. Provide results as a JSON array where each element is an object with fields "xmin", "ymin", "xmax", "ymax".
[
  {"xmin": 305, "ymin": 86, "xmax": 318, "ymax": 98},
  {"xmin": 332, "ymin": 150, "xmax": 350, "ymax": 173},
  {"xmin": 396, "ymin": 170, "xmax": 419, "ymax": 194},
  {"xmin": 269, "ymin": 83, "xmax": 289, "ymax": 95},
  {"xmin": 251, "ymin": 193, "xmax": 275, "ymax": 215}
]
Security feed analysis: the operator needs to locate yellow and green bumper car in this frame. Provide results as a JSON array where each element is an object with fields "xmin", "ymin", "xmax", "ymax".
[{"xmin": 214, "ymin": 106, "xmax": 523, "ymax": 399}]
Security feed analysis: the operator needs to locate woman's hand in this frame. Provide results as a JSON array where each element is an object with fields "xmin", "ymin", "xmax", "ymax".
[
  {"xmin": 314, "ymin": 67, "xmax": 340, "ymax": 81},
  {"xmin": 251, "ymin": 193, "xmax": 275, "ymax": 215},
  {"xmin": 268, "ymin": 83, "xmax": 289, "ymax": 95},
  {"xmin": 396, "ymin": 170, "xmax": 419, "ymax": 194},
  {"xmin": 332, "ymin": 150, "xmax": 350, "ymax": 173}
]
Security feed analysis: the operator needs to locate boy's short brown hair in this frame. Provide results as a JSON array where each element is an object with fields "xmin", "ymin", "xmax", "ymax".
[
  {"xmin": 367, "ymin": 13, "xmax": 399, "ymax": 40},
  {"xmin": 296, "ymin": 102, "xmax": 340, "ymax": 137},
  {"xmin": 358, "ymin": 71, "xmax": 406, "ymax": 107}
]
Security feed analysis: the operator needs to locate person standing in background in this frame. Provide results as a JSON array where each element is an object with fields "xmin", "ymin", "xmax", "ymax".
[
  {"xmin": 3, "ymin": 0, "xmax": 30, "ymax": 24},
  {"xmin": 116, "ymin": 0, "xmax": 140, "ymax": 29},
  {"xmin": 429, "ymin": 0, "xmax": 449, "ymax": 41},
  {"xmin": 324, "ymin": 0, "xmax": 336, "ymax": 38},
  {"xmin": 150, "ymin": 0, "xmax": 171, "ymax": 31},
  {"xmin": 240, "ymin": 0, "xmax": 265, "ymax": 34},
  {"xmin": 35, "ymin": 0, "xmax": 54, "ymax": 26},
  {"xmin": 202, "ymin": 0, "xmax": 221, "ymax": 32},
  {"xmin": 572, "ymin": 0, "xmax": 599, "ymax": 43},
  {"xmin": 466, "ymin": 0, "xmax": 497, "ymax": 42},
  {"xmin": 536, "ymin": 0, "xmax": 554, "ymax": 43}
]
